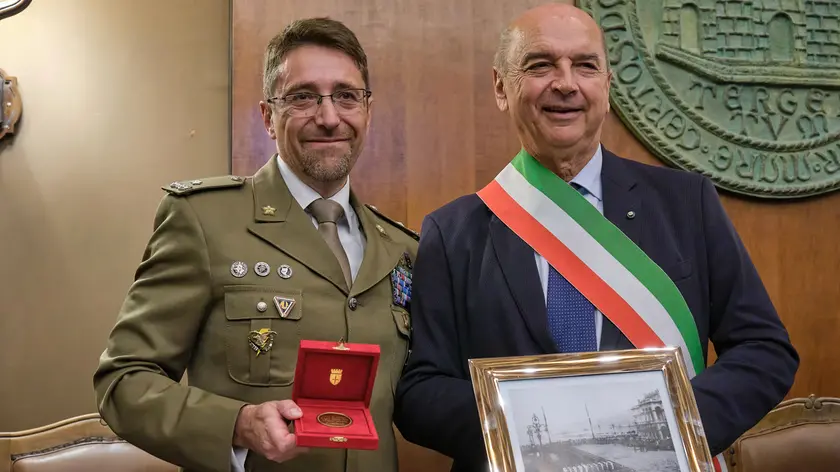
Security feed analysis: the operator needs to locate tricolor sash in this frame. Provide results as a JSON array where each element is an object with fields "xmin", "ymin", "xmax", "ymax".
[{"xmin": 478, "ymin": 149, "xmax": 727, "ymax": 471}]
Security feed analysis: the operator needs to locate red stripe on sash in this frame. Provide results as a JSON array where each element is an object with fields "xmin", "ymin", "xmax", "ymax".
[{"xmin": 478, "ymin": 181, "xmax": 663, "ymax": 348}]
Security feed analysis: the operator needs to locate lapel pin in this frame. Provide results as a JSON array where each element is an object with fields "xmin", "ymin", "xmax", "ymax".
[
  {"xmin": 255, "ymin": 262, "xmax": 271, "ymax": 277},
  {"xmin": 262, "ymin": 205, "xmax": 277, "ymax": 216},
  {"xmin": 230, "ymin": 261, "xmax": 248, "ymax": 278},
  {"xmin": 626, "ymin": 211, "xmax": 636, "ymax": 219},
  {"xmin": 277, "ymin": 264, "xmax": 293, "ymax": 279},
  {"xmin": 274, "ymin": 296, "xmax": 296, "ymax": 318}
]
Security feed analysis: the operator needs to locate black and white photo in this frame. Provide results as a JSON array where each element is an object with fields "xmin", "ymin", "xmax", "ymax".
[{"xmin": 499, "ymin": 371, "xmax": 691, "ymax": 472}]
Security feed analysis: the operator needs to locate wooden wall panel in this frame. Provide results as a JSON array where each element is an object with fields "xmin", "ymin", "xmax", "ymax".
[{"xmin": 233, "ymin": 0, "xmax": 840, "ymax": 469}]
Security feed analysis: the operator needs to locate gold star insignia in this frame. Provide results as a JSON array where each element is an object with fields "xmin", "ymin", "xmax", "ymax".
[{"xmin": 262, "ymin": 205, "xmax": 277, "ymax": 216}]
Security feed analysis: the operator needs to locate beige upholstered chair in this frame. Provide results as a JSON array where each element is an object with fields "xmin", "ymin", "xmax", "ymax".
[
  {"xmin": 0, "ymin": 413, "xmax": 177, "ymax": 472},
  {"xmin": 726, "ymin": 395, "xmax": 840, "ymax": 472}
]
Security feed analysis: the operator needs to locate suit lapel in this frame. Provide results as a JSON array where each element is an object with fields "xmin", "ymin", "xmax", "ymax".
[
  {"xmin": 599, "ymin": 150, "xmax": 641, "ymax": 351},
  {"xmin": 489, "ymin": 215, "xmax": 558, "ymax": 354},
  {"xmin": 349, "ymin": 197, "xmax": 403, "ymax": 298},
  {"xmin": 247, "ymin": 157, "xmax": 350, "ymax": 293}
]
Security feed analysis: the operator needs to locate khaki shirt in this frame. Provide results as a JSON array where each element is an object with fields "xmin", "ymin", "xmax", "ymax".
[{"xmin": 93, "ymin": 157, "xmax": 419, "ymax": 472}]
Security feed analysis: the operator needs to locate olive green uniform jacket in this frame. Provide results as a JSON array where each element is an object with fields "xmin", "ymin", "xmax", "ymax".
[{"xmin": 93, "ymin": 157, "xmax": 418, "ymax": 472}]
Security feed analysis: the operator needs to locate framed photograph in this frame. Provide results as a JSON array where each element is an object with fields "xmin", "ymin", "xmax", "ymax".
[{"xmin": 469, "ymin": 347, "xmax": 714, "ymax": 472}]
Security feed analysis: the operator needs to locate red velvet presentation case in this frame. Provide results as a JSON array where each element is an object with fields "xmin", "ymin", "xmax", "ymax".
[{"xmin": 292, "ymin": 340, "xmax": 380, "ymax": 450}]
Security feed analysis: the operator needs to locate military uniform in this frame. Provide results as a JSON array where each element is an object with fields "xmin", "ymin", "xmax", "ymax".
[{"xmin": 93, "ymin": 156, "xmax": 418, "ymax": 472}]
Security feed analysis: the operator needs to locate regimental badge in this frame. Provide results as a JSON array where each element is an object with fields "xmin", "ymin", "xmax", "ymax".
[
  {"xmin": 329, "ymin": 368, "xmax": 343, "ymax": 386},
  {"xmin": 248, "ymin": 328, "xmax": 277, "ymax": 356},
  {"xmin": 277, "ymin": 264, "xmax": 293, "ymax": 279},
  {"xmin": 254, "ymin": 261, "xmax": 271, "ymax": 277},
  {"xmin": 230, "ymin": 261, "xmax": 248, "ymax": 278},
  {"xmin": 390, "ymin": 252, "xmax": 413, "ymax": 308},
  {"xmin": 273, "ymin": 296, "xmax": 296, "ymax": 318}
]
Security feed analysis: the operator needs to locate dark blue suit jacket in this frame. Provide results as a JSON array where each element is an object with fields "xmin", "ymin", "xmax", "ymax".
[{"xmin": 394, "ymin": 150, "xmax": 798, "ymax": 471}]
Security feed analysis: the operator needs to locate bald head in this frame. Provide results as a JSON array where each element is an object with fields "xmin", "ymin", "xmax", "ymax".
[
  {"xmin": 490, "ymin": 2, "xmax": 613, "ymax": 175},
  {"xmin": 494, "ymin": 3, "xmax": 608, "ymax": 75}
]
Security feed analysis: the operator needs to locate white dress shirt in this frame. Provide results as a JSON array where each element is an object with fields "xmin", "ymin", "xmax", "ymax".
[
  {"xmin": 276, "ymin": 155, "xmax": 366, "ymax": 281},
  {"xmin": 232, "ymin": 155, "xmax": 367, "ymax": 471},
  {"xmin": 534, "ymin": 145, "xmax": 605, "ymax": 349}
]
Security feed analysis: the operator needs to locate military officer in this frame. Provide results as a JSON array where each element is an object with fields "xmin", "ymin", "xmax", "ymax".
[{"xmin": 93, "ymin": 17, "xmax": 418, "ymax": 472}]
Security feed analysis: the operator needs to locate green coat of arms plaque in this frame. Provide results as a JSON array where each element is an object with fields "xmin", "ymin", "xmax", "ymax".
[{"xmin": 580, "ymin": 0, "xmax": 840, "ymax": 198}]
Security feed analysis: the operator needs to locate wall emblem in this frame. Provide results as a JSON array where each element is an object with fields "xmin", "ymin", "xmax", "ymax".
[{"xmin": 580, "ymin": 0, "xmax": 840, "ymax": 198}]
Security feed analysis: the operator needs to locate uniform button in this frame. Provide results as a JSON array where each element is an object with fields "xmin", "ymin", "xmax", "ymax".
[{"xmin": 348, "ymin": 297, "xmax": 358, "ymax": 310}]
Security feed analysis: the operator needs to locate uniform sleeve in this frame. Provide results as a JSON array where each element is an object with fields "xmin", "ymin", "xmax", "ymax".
[
  {"xmin": 690, "ymin": 177, "xmax": 799, "ymax": 455},
  {"xmin": 93, "ymin": 195, "xmax": 246, "ymax": 472}
]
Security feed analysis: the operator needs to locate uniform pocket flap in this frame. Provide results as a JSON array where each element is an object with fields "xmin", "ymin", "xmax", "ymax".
[
  {"xmin": 392, "ymin": 308, "xmax": 410, "ymax": 337},
  {"xmin": 224, "ymin": 286, "xmax": 303, "ymax": 321}
]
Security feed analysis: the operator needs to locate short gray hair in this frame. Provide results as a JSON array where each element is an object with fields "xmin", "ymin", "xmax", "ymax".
[
  {"xmin": 262, "ymin": 17, "xmax": 369, "ymax": 99},
  {"xmin": 492, "ymin": 25, "xmax": 610, "ymax": 76}
]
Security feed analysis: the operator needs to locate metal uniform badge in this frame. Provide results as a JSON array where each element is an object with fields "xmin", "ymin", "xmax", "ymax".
[
  {"xmin": 169, "ymin": 181, "xmax": 193, "ymax": 191},
  {"xmin": 277, "ymin": 264, "xmax": 293, "ymax": 279},
  {"xmin": 248, "ymin": 328, "xmax": 277, "ymax": 356},
  {"xmin": 273, "ymin": 296, "xmax": 296, "ymax": 318},
  {"xmin": 254, "ymin": 261, "xmax": 271, "ymax": 277},
  {"xmin": 230, "ymin": 261, "xmax": 248, "ymax": 278},
  {"xmin": 390, "ymin": 252, "xmax": 413, "ymax": 308}
]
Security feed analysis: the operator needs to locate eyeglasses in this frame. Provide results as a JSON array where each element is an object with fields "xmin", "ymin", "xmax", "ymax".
[{"xmin": 267, "ymin": 89, "xmax": 372, "ymax": 116}]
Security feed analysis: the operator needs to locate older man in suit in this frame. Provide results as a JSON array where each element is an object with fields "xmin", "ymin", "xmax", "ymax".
[{"xmin": 394, "ymin": 4, "xmax": 798, "ymax": 472}]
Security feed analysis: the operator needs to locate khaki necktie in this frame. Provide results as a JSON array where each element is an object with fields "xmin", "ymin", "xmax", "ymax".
[{"xmin": 308, "ymin": 198, "xmax": 353, "ymax": 288}]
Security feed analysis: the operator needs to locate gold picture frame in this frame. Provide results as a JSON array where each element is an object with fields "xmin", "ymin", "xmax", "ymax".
[{"xmin": 469, "ymin": 347, "xmax": 714, "ymax": 472}]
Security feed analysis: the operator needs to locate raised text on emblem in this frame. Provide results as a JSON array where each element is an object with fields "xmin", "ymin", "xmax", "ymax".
[
  {"xmin": 317, "ymin": 412, "xmax": 353, "ymax": 428},
  {"xmin": 580, "ymin": 0, "xmax": 840, "ymax": 198}
]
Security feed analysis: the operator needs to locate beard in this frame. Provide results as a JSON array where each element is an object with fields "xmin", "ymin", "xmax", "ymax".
[{"xmin": 299, "ymin": 147, "xmax": 354, "ymax": 182}]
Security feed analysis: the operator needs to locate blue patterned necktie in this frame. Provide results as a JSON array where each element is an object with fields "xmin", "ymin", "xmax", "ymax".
[{"xmin": 546, "ymin": 184, "xmax": 597, "ymax": 353}]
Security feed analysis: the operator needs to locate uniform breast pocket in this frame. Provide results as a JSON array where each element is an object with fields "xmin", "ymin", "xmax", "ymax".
[
  {"xmin": 389, "ymin": 307, "xmax": 411, "ymax": 394},
  {"xmin": 223, "ymin": 286, "xmax": 303, "ymax": 387}
]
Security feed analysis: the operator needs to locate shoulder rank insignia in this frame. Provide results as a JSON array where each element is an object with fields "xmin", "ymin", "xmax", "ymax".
[
  {"xmin": 162, "ymin": 175, "xmax": 247, "ymax": 196},
  {"xmin": 365, "ymin": 204, "xmax": 419, "ymax": 241},
  {"xmin": 391, "ymin": 252, "xmax": 413, "ymax": 309}
]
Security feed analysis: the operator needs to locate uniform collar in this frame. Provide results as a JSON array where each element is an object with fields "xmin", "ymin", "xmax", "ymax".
[{"xmin": 276, "ymin": 154, "xmax": 357, "ymax": 227}]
